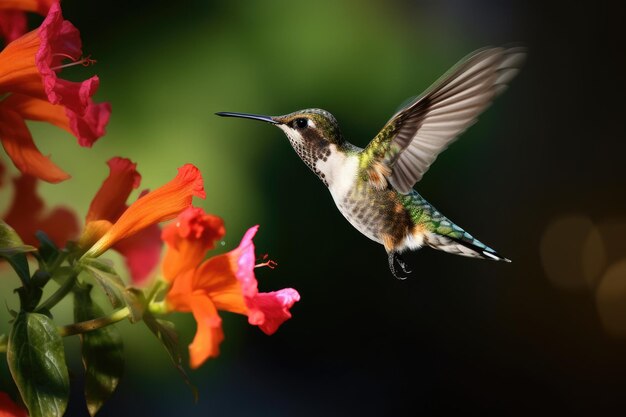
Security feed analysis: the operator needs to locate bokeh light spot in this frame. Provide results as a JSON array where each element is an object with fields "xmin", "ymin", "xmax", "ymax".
[
  {"xmin": 594, "ymin": 219, "xmax": 626, "ymax": 265},
  {"xmin": 595, "ymin": 260, "xmax": 626, "ymax": 337},
  {"xmin": 582, "ymin": 222, "xmax": 607, "ymax": 288},
  {"xmin": 540, "ymin": 215, "xmax": 605, "ymax": 290}
]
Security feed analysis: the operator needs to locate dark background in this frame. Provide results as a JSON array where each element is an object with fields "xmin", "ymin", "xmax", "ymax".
[{"xmin": 3, "ymin": 0, "xmax": 626, "ymax": 415}]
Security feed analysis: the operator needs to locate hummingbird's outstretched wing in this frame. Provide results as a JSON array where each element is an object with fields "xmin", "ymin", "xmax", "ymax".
[{"xmin": 363, "ymin": 47, "xmax": 526, "ymax": 194}]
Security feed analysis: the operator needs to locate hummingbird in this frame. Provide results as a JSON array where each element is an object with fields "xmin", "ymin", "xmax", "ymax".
[{"xmin": 217, "ymin": 46, "xmax": 525, "ymax": 279}]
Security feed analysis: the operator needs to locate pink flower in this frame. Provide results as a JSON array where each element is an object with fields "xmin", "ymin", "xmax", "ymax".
[
  {"xmin": 0, "ymin": 3, "xmax": 110, "ymax": 182},
  {"xmin": 163, "ymin": 213, "xmax": 300, "ymax": 369}
]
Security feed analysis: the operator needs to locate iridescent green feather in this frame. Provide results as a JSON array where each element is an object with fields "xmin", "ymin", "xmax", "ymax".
[
  {"xmin": 357, "ymin": 120, "xmax": 401, "ymax": 180},
  {"xmin": 398, "ymin": 190, "xmax": 489, "ymax": 250}
]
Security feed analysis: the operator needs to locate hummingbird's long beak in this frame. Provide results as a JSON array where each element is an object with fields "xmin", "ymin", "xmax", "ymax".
[{"xmin": 215, "ymin": 112, "xmax": 280, "ymax": 124}]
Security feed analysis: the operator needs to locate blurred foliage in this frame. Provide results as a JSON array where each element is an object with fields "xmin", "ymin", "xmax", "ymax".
[{"xmin": 2, "ymin": 0, "xmax": 626, "ymax": 415}]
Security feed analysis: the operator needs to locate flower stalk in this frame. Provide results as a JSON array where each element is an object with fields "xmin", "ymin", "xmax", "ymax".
[
  {"xmin": 58, "ymin": 306, "xmax": 130, "ymax": 337},
  {"xmin": 35, "ymin": 272, "xmax": 77, "ymax": 313}
]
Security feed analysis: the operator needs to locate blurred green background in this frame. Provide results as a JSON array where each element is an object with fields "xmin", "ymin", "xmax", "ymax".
[{"xmin": 2, "ymin": 0, "xmax": 626, "ymax": 415}]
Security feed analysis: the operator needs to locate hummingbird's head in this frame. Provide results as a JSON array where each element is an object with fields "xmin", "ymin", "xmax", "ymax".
[
  {"xmin": 216, "ymin": 109, "xmax": 346, "ymax": 180},
  {"xmin": 271, "ymin": 108, "xmax": 344, "ymax": 148},
  {"xmin": 272, "ymin": 109, "xmax": 346, "ymax": 166}
]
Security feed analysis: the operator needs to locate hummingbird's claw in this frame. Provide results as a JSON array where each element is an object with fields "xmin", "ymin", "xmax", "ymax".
[
  {"xmin": 397, "ymin": 256, "xmax": 413, "ymax": 275},
  {"xmin": 388, "ymin": 252, "xmax": 409, "ymax": 280}
]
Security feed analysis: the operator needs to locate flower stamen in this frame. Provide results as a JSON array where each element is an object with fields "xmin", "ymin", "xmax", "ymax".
[
  {"xmin": 255, "ymin": 254, "xmax": 278, "ymax": 269},
  {"xmin": 51, "ymin": 54, "xmax": 97, "ymax": 71}
]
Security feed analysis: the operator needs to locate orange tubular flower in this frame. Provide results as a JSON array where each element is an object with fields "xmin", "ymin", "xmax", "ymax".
[
  {"xmin": 163, "ymin": 212, "xmax": 300, "ymax": 369},
  {"xmin": 161, "ymin": 207, "xmax": 225, "ymax": 280},
  {"xmin": 74, "ymin": 157, "xmax": 160, "ymax": 283},
  {"xmin": 0, "ymin": 2, "xmax": 111, "ymax": 182},
  {"xmin": 82, "ymin": 162, "xmax": 205, "ymax": 268},
  {"xmin": 2, "ymin": 173, "xmax": 79, "ymax": 247}
]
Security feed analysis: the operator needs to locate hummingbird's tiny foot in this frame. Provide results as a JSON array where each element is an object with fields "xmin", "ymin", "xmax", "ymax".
[
  {"xmin": 397, "ymin": 257, "xmax": 412, "ymax": 274},
  {"xmin": 388, "ymin": 252, "xmax": 408, "ymax": 280},
  {"xmin": 393, "ymin": 252, "xmax": 412, "ymax": 274}
]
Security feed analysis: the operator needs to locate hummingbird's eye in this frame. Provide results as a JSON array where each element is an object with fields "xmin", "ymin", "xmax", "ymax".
[{"xmin": 293, "ymin": 118, "xmax": 308, "ymax": 129}]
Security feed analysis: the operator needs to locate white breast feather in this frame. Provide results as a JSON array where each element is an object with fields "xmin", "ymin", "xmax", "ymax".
[{"xmin": 316, "ymin": 147, "xmax": 358, "ymax": 199}]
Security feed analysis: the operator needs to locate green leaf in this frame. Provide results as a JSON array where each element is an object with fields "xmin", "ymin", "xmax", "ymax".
[
  {"xmin": 7, "ymin": 312, "xmax": 69, "ymax": 417},
  {"xmin": 79, "ymin": 258, "xmax": 124, "ymax": 307},
  {"xmin": 80, "ymin": 258, "xmax": 145, "ymax": 322},
  {"xmin": 0, "ymin": 220, "xmax": 36, "ymax": 254},
  {"xmin": 144, "ymin": 313, "xmax": 197, "ymax": 401},
  {"xmin": 35, "ymin": 231, "xmax": 60, "ymax": 265},
  {"xmin": 2, "ymin": 254, "xmax": 31, "ymax": 286},
  {"xmin": 0, "ymin": 220, "xmax": 36, "ymax": 285},
  {"xmin": 0, "ymin": 245, "xmax": 37, "ymax": 257},
  {"xmin": 74, "ymin": 286, "xmax": 124, "ymax": 417}
]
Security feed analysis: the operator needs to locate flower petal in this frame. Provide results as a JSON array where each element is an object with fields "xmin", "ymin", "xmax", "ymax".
[
  {"xmin": 162, "ymin": 207, "xmax": 225, "ymax": 251},
  {"xmin": 188, "ymin": 295, "xmax": 224, "ymax": 369},
  {"xmin": 65, "ymin": 101, "xmax": 111, "ymax": 147},
  {"xmin": 246, "ymin": 288, "xmax": 300, "ymax": 335},
  {"xmin": 3, "ymin": 174, "xmax": 42, "ymax": 245},
  {"xmin": 37, "ymin": 206, "xmax": 80, "ymax": 248},
  {"xmin": 162, "ymin": 207, "xmax": 225, "ymax": 281},
  {"xmin": 36, "ymin": 2, "xmax": 99, "ymax": 114},
  {"xmin": 0, "ymin": 0, "xmax": 57, "ymax": 44},
  {"xmin": 3, "ymin": 174, "xmax": 78, "ymax": 246},
  {"xmin": 230, "ymin": 225, "xmax": 259, "ymax": 297},
  {"xmin": 0, "ymin": 28, "xmax": 42, "ymax": 96},
  {"xmin": 0, "ymin": 107, "xmax": 69, "ymax": 182},
  {"xmin": 162, "ymin": 238, "xmax": 207, "ymax": 283},
  {"xmin": 86, "ymin": 157, "xmax": 140, "ymax": 223},
  {"xmin": 0, "ymin": 0, "xmax": 56, "ymax": 15},
  {"xmin": 0, "ymin": 10, "xmax": 27, "ymax": 43},
  {"xmin": 166, "ymin": 269, "xmax": 196, "ymax": 304},
  {"xmin": 77, "ymin": 219, "xmax": 111, "ymax": 252},
  {"xmin": 226, "ymin": 225, "xmax": 299, "ymax": 334},
  {"xmin": 0, "ymin": 3, "xmax": 100, "ymax": 115},
  {"xmin": 194, "ymin": 254, "xmax": 247, "ymax": 315},
  {"xmin": 2, "ymin": 93, "xmax": 111, "ymax": 148},
  {"xmin": 84, "ymin": 164, "xmax": 205, "ymax": 258},
  {"xmin": 189, "ymin": 224, "xmax": 300, "ymax": 330},
  {"xmin": 114, "ymin": 222, "xmax": 162, "ymax": 285},
  {"xmin": 78, "ymin": 158, "xmax": 139, "ymax": 250},
  {"xmin": 0, "ymin": 392, "xmax": 28, "ymax": 417}
]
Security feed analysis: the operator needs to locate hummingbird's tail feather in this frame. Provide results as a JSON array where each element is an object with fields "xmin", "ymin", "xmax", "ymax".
[
  {"xmin": 404, "ymin": 190, "xmax": 510, "ymax": 262},
  {"xmin": 424, "ymin": 231, "xmax": 511, "ymax": 262}
]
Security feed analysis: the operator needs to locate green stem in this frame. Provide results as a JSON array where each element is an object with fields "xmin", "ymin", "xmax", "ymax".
[
  {"xmin": 35, "ymin": 272, "xmax": 77, "ymax": 313},
  {"xmin": 58, "ymin": 306, "xmax": 130, "ymax": 337},
  {"xmin": 47, "ymin": 250, "xmax": 69, "ymax": 275},
  {"xmin": 146, "ymin": 279, "xmax": 169, "ymax": 304},
  {"xmin": 148, "ymin": 300, "xmax": 168, "ymax": 315}
]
